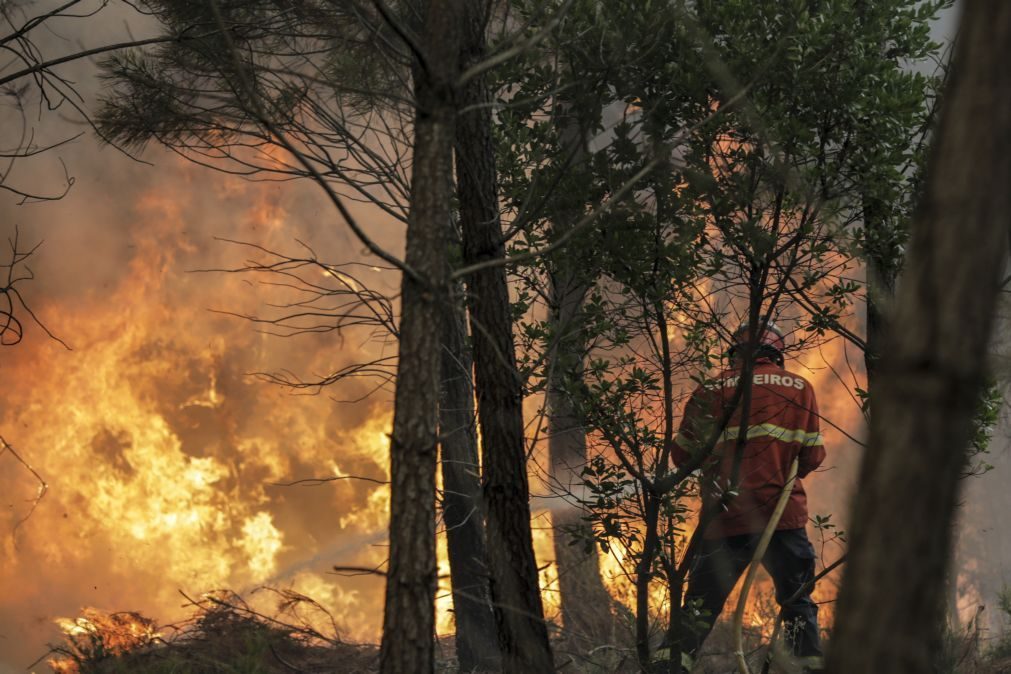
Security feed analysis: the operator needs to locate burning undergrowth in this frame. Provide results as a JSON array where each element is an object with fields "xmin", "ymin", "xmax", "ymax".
[{"xmin": 45, "ymin": 589, "xmax": 379, "ymax": 673}]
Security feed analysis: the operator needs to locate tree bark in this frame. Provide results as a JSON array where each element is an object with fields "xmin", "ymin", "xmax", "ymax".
[
  {"xmin": 455, "ymin": 2, "xmax": 554, "ymax": 671},
  {"xmin": 546, "ymin": 269, "xmax": 615, "ymax": 645},
  {"xmin": 545, "ymin": 94, "xmax": 614, "ymax": 647},
  {"xmin": 827, "ymin": 3, "xmax": 1011, "ymax": 671},
  {"xmin": 439, "ymin": 277, "xmax": 501, "ymax": 671},
  {"xmin": 379, "ymin": 2, "xmax": 461, "ymax": 672}
]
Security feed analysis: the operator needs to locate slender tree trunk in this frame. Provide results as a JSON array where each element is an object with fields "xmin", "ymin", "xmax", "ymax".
[
  {"xmin": 439, "ymin": 276, "xmax": 501, "ymax": 671},
  {"xmin": 827, "ymin": 3, "xmax": 1011, "ymax": 671},
  {"xmin": 455, "ymin": 2, "xmax": 554, "ymax": 671},
  {"xmin": 546, "ymin": 97, "xmax": 613, "ymax": 646},
  {"xmin": 635, "ymin": 494, "xmax": 662, "ymax": 668},
  {"xmin": 546, "ymin": 271, "xmax": 614, "ymax": 645},
  {"xmin": 379, "ymin": 2, "xmax": 461, "ymax": 672}
]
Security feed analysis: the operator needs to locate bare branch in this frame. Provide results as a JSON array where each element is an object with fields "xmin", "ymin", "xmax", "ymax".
[{"xmin": 0, "ymin": 436, "xmax": 48, "ymax": 543}]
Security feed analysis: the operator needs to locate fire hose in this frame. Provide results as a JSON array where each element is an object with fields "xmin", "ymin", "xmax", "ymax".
[{"xmin": 732, "ymin": 455, "xmax": 799, "ymax": 674}]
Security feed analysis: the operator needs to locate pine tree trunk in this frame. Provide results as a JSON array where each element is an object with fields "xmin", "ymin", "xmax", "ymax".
[
  {"xmin": 455, "ymin": 2, "xmax": 554, "ymax": 671},
  {"xmin": 545, "ymin": 96, "xmax": 613, "ymax": 646},
  {"xmin": 827, "ymin": 3, "xmax": 1011, "ymax": 671},
  {"xmin": 439, "ymin": 277, "xmax": 501, "ymax": 671},
  {"xmin": 379, "ymin": 2, "xmax": 461, "ymax": 672},
  {"xmin": 546, "ymin": 269, "xmax": 614, "ymax": 644}
]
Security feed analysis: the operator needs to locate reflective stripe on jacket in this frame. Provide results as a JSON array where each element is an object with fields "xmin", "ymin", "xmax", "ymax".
[{"xmin": 672, "ymin": 360, "xmax": 825, "ymax": 538}]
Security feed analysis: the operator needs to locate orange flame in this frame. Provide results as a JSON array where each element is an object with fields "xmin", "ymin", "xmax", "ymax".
[
  {"xmin": 49, "ymin": 609, "xmax": 159, "ymax": 672},
  {"xmin": 0, "ymin": 157, "xmax": 396, "ymax": 667}
]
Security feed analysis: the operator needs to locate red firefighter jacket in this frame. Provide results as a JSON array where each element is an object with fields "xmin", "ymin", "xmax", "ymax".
[{"xmin": 672, "ymin": 359, "xmax": 825, "ymax": 538}]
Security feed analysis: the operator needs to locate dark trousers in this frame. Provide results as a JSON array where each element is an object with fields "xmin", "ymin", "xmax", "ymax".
[{"xmin": 674, "ymin": 528, "xmax": 822, "ymax": 659}]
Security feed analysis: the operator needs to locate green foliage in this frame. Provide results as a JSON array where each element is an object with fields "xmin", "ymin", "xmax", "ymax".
[
  {"xmin": 97, "ymin": 0, "xmax": 415, "ymax": 197},
  {"xmin": 965, "ymin": 381, "xmax": 1002, "ymax": 478},
  {"xmin": 496, "ymin": 1, "xmax": 950, "ymax": 665},
  {"xmin": 987, "ymin": 587, "xmax": 1011, "ymax": 663},
  {"xmin": 580, "ymin": 456, "xmax": 638, "ymax": 554}
]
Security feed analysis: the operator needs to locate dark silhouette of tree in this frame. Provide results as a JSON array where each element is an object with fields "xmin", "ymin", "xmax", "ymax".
[
  {"xmin": 455, "ymin": 1, "xmax": 554, "ymax": 669},
  {"xmin": 828, "ymin": 2, "xmax": 1011, "ymax": 671},
  {"xmin": 378, "ymin": 0, "xmax": 461, "ymax": 667},
  {"xmin": 438, "ymin": 269, "xmax": 501, "ymax": 671}
]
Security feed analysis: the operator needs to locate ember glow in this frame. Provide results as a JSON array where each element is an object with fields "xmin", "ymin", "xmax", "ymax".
[{"xmin": 49, "ymin": 610, "xmax": 159, "ymax": 672}]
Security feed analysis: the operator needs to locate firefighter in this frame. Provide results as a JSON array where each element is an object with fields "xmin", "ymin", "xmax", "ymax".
[{"xmin": 667, "ymin": 321, "xmax": 825, "ymax": 670}]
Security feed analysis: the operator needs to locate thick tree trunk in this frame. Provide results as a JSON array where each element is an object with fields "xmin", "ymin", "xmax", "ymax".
[
  {"xmin": 439, "ymin": 279, "xmax": 501, "ymax": 671},
  {"xmin": 379, "ymin": 2, "xmax": 461, "ymax": 672},
  {"xmin": 827, "ymin": 3, "xmax": 1011, "ymax": 671},
  {"xmin": 455, "ymin": 2, "xmax": 554, "ymax": 671},
  {"xmin": 546, "ymin": 270, "xmax": 614, "ymax": 644}
]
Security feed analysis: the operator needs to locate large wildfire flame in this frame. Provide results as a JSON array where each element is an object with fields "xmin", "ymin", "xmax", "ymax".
[{"xmin": 0, "ymin": 157, "xmax": 399, "ymax": 669}]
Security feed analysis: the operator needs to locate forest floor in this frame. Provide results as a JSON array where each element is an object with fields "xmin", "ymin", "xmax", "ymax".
[{"xmin": 41, "ymin": 593, "xmax": 1011, "ymax": 673}]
